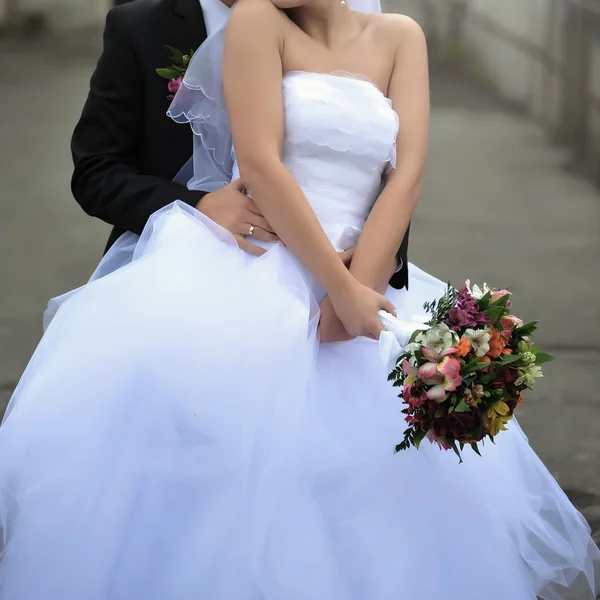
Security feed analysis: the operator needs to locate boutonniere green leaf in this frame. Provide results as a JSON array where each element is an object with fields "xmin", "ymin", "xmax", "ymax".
[{"xmin": 156, "ymin": 45, "xmax": 195, "ymax": 99}]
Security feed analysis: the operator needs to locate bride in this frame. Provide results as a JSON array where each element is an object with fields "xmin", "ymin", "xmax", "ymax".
[{"xmin": 0, "ymin": 0, "xmax": 598, "ymax": 598}]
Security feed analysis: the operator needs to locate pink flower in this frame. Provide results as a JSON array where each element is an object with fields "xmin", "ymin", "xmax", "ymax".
[
  {"xmin": 426, "ymin": 384, "xmax": 447, "ymax": 402},
  {"xmin": 500, "ymin": 315, "xmax": 523, "ymax": 330},
  {"xmin": 419, "ymin": 361, "xmax": 441, "ymax": 380},
  {"xmin": 491, "ymin": 290, "xmax": 512, "ymax": 306},
  {"xmin": 421, "ymin": 346, "xmax": 456, "ymax": 362},
  {"xmin": 438, "ymin": 356, "xmax": 461, "ymax": 380},
  {"xmin": 168, "ymin": 76, "xmax": 183, "ymax": 95},
  {"xmin": 401, "ymin": 359, "xmax": 418, "ymax": 377},
  {"xmin": 419, "ymin": 348, "xmax": 463, "ymax": 402}
]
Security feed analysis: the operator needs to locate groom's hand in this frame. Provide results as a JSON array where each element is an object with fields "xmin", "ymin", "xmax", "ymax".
[{"xmin": 196, "ymin": 179, "xmax": 280, "ymax": 256}]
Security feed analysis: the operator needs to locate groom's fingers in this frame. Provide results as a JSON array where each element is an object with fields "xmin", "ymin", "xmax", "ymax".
[
  {"xmin": 245, "ymin": 212, "xmax": 274, "ymax": 233},
  {"xmin": 245, "ymin": 198, "xmax": 272, "ymax": 221},
  {"xmin": 243, "ymin": 225, "xmax": 279, "ymax": 243},
  {"xmin": 244, "ymin": 198, "xmax": 278, "ymax": 235},
  {"xmin": 245, "ymin": 197, "xmax": 261, "ymax": 215},
  {"xmin": 234, "ymin": 234, "xmax": 266, "ymax": 257}
]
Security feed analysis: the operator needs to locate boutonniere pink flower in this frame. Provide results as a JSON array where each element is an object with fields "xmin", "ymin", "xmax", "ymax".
[{"xmin": 156, "ymin": 45, "xmax": 195, "ymax": 99}]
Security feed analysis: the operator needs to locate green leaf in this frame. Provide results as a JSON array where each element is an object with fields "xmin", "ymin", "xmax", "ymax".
[
  {"xmin": 514, "ymin": 321, "xmax": 539, "ymax": 337},
  {"xmin": 450, "ymin": 441, "xmax": 463, "ymax": 464},
  {"xmin": 164, "ymin": 44, "xmax": 184, "ymax": 63},
  {"xmin": 471, "ymin": 442, "xmax": 482, "ymax": 456},
  {"xmin": 156, "ymin": 67, "xmax": 181, "ymax": 80},
  {"xmin": 477, "ymin": 291, "xmax": 492, "ymax": 310},
  {"xmin": 485, "ymin": 305, "xmax": 505, "ymax": 324},
  {"xmin": 462, "ymin": 356, "xmax": 483, "ymax": 375},
  {"xmin": 454, "ymin": 398, "xmax": 470, "ymax": 413},
  {"xmin": 413, "ymin": 428, "xmax": 426, "ymax": 448},
  {"xmin": 535, "ymin": 352, "xmax": 556, "ymax": 365},
  {"xmin": 495, "ymin": 354, "xmax": 521, "ymax": 366},
  {"xmin": 422, "ymin": 282, "xmax": 458, "ymax": 324},
  {"xmin": 490, "ymin": 293, "xmax": 511, "ymax": 307}
]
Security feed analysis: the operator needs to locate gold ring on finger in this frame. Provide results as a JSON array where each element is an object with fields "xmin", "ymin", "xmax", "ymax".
[{"xmin": 248, "ymin": 225, "xmax": 255, "ymax": 237}]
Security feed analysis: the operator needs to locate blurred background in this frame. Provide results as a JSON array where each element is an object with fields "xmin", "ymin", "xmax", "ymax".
[{"xmin": 0, "ymin": 0, "xmax": 599, "ymax": 545}]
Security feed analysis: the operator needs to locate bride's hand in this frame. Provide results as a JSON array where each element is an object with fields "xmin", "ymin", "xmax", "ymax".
[{"xmin": 329, "ymin": 280, "xmax": 397, "ymax": 341}]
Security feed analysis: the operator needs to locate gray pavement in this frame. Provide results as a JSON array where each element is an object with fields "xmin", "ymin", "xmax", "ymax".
[{"xmin": 0, "ymin": 34, "xmax": 599, "ymax": 543}]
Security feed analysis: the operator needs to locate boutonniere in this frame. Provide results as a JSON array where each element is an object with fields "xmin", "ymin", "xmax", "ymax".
[{"xmin": 156, "ymin": 45, "xmax": 195, "ymax": 99}]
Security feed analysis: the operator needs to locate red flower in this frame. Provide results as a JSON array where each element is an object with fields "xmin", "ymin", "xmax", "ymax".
[{"xmin": 498, "ymin": 366, "xmax": 518, "ymax": 385}]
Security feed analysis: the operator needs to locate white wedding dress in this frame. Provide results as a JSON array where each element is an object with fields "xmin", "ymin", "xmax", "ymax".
[{"xmin": 0, "ymin": 71, "xmax": 598, "ymax": 600}]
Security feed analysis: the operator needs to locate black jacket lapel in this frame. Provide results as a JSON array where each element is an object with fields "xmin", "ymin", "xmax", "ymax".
[{"xmin": 172, "ymin": 0, "xmax": 207, "ymax": 54}]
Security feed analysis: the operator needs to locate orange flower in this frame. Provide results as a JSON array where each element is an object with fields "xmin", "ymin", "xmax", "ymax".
[
  {"xmin": 455, "ymin": 337, "xmax": 471, "ymax": 357},
  {"xmin": 487, "ymin": 329, "xmax": 507, "ymax": 358}
]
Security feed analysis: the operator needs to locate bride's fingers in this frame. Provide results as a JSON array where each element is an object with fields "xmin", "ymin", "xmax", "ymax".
[
  {"xmin": 379, "ymin": 296, "xmax": 397, "ymax": 317},
  {"xmin": 366, "ymin": 317, "xmax": 384, "ymax": 340}
]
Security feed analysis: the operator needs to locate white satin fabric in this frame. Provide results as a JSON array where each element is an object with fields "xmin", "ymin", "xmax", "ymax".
[{"xmin": 0, "ymin": 73, "xmax": 599, "ymax": 600}]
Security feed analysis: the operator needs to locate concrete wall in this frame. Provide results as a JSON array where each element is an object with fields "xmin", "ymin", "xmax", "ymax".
[
  {"xmin": 2, "ymin": 0, "xmax": 598, "ymax": 181},
  {"xmin": 0, "ymin": 0, "xmax": 108, "ymax": 30},
  {"xmin": 385, "ymin": 0, "xmax": 600, "ymax": 183}
]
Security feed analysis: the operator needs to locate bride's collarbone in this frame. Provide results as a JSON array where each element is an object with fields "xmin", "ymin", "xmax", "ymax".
[{"xmin": 279, "ymin": 21, "xmax": 394, "ymax": 95}]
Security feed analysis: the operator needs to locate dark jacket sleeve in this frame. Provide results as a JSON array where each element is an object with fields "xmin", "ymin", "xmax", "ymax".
[{"xmin": 71, "ymin": 8, "xmax": 202, "ymax": 236}]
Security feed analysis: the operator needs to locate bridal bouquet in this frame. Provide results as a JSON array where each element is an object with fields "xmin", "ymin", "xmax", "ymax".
[{"xmin": 386, "ymin": 282, "xmax": 554, "ymax": 461}]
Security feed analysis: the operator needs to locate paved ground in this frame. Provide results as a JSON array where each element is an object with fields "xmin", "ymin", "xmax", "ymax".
[{"xmin": 0, "ymin": 34, "xmax": 599, "ymax": 546}]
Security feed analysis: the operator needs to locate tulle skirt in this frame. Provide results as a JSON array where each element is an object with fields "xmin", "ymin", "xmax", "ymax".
[{"xmin": 0, "ymin": 203, "xmax": 598, "ymax": 600}]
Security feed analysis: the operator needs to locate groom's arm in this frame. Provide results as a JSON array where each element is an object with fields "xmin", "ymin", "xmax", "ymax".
[{"xmin": 70, "ymin": 8, "xmax": 201, "ymax": 236}]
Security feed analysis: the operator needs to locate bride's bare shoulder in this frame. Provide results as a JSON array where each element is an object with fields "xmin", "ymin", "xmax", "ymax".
[
  {"xmin": 370, "ymin": 12, "xmax": 426, "ymax": 49},
  {"xmin": 228, "ymin": 0, "xmax": 286, "ymax": 27}
]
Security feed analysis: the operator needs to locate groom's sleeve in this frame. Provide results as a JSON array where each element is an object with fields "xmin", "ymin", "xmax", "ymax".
[{"xmin": 70, "ymin": 8, "xmax": 202, "ymax": 236}]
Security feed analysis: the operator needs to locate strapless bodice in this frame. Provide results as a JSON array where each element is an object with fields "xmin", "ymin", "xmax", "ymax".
[{"xmin": 232, "ymin": 71, "xmax": 399, "ymax": 250}]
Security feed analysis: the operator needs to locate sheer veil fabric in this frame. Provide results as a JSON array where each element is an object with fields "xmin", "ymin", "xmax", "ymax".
[{"xmin": 167, "ymin": 0, "xmax": 383, "ymax": 191}]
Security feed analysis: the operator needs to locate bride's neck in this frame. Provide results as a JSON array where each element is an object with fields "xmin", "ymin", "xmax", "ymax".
[{"xmin": 287, "ymin": 3, "xmax": 356, "ymax": 45}]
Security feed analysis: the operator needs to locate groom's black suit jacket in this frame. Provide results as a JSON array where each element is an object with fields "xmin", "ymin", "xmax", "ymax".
[{"xmin": 71, "ymin": 0, "xmax": 410, "ymax": 290}]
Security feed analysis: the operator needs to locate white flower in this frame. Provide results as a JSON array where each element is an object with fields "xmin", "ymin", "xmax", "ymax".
[
  {"xmin": 463, "ymin": 328, "xmax": 491, "ymax": 357},
  {"xmin": 419, "ymin": 323, "xmax": 456, "ymax": 355},
  {"xmin": 465, "ymin": 279, "xmax": 491, "ymax": 300},
  {"xmin": 516, "ymin": 364, "xmax": 544, "ymax": 389},
  {"xmin": 520, "ymin": 351, "xmax": 537, "ymax": 364},
  {"xmin": 405, "ymin": 342, "xmax": 421, "ymax": 356}
]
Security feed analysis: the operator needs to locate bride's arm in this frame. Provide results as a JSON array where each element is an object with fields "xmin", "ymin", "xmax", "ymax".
[
  {"xmin": 349, "ymin": 16, "xmax": 430, "ymax": 293},
  {"xmin": 223, "ymin": 1, "xmax": 351, "ymax": 295},
  {"xmin": 222, "ymin": 0, "xmax": 395, "ymax": 338}
]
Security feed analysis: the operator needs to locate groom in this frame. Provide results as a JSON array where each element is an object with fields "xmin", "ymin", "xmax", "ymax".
[{"xmin": 71, "ymin": 0, "xmax": 410, "ymax": 339}]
